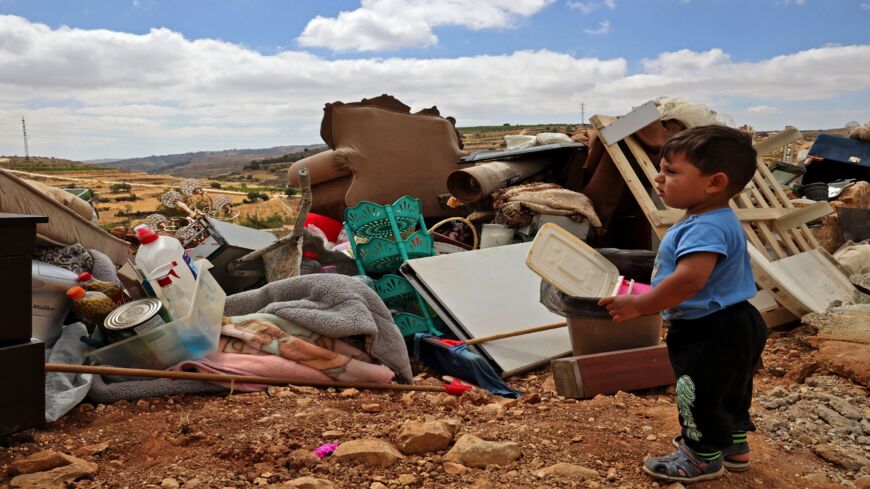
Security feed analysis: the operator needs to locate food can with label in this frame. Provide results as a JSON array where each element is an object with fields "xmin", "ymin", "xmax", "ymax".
[{"xmin": 101, "ymin": 298, "xmax": 171, "ymax": 344}]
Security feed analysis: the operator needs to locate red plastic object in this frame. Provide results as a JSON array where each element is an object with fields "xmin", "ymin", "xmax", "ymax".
[
  {"xmin": 305, "ymin": 213, "xmax": 343, "ymax": 243},
  {"xmin": 443, "ymin": 378, "xmax": 473, "ymax": 396},
  {"xmin": 136, "ymin": 227, "xmax": 158, "ymax": 244}
]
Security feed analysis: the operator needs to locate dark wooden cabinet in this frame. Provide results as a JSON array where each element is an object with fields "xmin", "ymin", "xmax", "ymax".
[{"xmin": 0, "ymin": 213, "xmax": 47, "ymax": 435}]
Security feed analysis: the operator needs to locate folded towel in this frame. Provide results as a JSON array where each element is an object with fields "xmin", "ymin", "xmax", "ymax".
[{"xmin": 224, "ymin": 274, "xmax": 413, "ymax": 382}]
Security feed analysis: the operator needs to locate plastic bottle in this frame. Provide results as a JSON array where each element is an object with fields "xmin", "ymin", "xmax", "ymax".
[
  {"xmin": 77, "ymin": 272, "xmax": 125, "ymax": 304},
  {"xmin": 66, "ymin": 286, "xmax": 117, "ymax": 328},
  {"xmin": 154, "ymin": 272, "xmax": 192, "ymax": 319},
  {"xmin": 135, "ymin": 226, "xmax": 197, "ymax": 293}
]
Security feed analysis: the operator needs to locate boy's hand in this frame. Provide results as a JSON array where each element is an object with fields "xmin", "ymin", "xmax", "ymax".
[{"xmin": 598, "ymin": 295, "xmax": 643, "ymax": 323}]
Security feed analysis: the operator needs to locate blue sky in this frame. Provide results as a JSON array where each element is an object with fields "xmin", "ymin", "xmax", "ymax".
[{"xmin": 0, "ymin": 0, "xmax": 867, "ymax": 160}]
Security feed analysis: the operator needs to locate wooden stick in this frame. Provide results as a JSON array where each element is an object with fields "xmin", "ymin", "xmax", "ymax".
[
  {"xmin": 465, "ymin": 321, "xmax": 567, "ymax": 345},
  {"xmin": 45, "ymin": 363, "xmax": 451, "ymax": 393},
  {"xmin": 233, "ymin": 168, "xmax": 312, "ymax": 266}
]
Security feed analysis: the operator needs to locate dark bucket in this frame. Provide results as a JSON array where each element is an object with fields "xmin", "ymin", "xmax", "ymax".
[{"xmin": 797, "ymin": 182, "xmax": 828, "ymax": 201}]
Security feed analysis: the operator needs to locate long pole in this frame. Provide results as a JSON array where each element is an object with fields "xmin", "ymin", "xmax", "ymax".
[
  {"xmin": 22, "ymin": 117, "xmax": 30, "ymax": 159},
  {"xmin": 45, "ymin": 363, "xmax": 468, "ymax": 394}
]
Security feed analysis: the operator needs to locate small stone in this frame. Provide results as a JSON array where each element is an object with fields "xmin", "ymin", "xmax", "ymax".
[
  {"xmin": 183, "ymin": 478, "xmax": 203, "ymax": 488},
  {"xmin": 362, "ymin": 404, "xmax": 381, "ymax": 413},
  {"xmin": 397, "ymin": 474, "xmax": 416, "ymax": 485},
  {"xmin": 135, "ymin": 399, "xmax": 149, "ymax": 411},
  {"xmin": 443, "ymin": 434, "xmax": 521, "ymax": 468},
  {"xmin": 646, "ymin": 434, "xmax": 657, "ymax": 441},
  {"xmin": 278, "ymin": 477, "xmax": 336, "ymax": 489},
  {"xmin": 77, "ymin": 403, "xmax": 94, "ymax": 413},
  {"xmin": 803, "ymin": 472, "xmax": 828, "ymax": 484},
  {"xmin": 606, "ymin": 467, "xmax": 618, "ymax": 481},
  {"xmin": 74, "ymin": 442, "xmax": 110, "ymax": 458},
  {"xmin": 666, "ymin": 483, "xmax": 686, "ymax": 489},
  {"xmin": 339, "ymin": 388, "xmax": 359, "ymax": 397},
  {"xmin": 443, "ymin": 461, "xmax": 468, "ymax": 475},
  {"xmin": 571, "ymin": 435, "xmax": 584, "ymax": 443},
  {"xmin": 8, "ymin": 450, "xmax": 71, "ymax": 475},
  {"xmin": 161, "ymin": 478, "xmax": 181, "ymax": 489},
  {"xmin": 332, "ymin": 439, "xmax": 404, "ymax": 467},
  {"xmin": 370, "ymin": 483, "xmax": 388, "ymax": 489},
  {"xmin": 396, "ymin": 419, "xmax": 460, "ymax": 455},
  {"xmin": 322, "ymin": 430, "xmax": 344, "ymax": 439},
  {"xmin": 534, "ymin": 463, "xmax": 597, "ymax": 480},
  {"xmin": 855, "ymin": 475, "xmax": 870, "ymax": 489}
]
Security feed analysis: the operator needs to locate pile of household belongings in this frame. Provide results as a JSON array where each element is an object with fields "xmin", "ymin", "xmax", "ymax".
[{"xmin": 9, "ymin": 95, "xmax": 870, "ymax": 432}]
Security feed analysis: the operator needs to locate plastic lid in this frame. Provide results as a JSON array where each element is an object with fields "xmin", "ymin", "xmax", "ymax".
[
  {"xmin": 136, "ymin": 226, "xmax": 159, "ymax": 244},
  {"xmin": 525, "ymin": 223, "xmax": 619, "ymax": 298},
  {"xmin": 66, "ymin": 285, "xmax": 86, "ymax": 301},
  {"xmin": 78, "ymin": 272, "xmax": 93, "ymax": 282}
]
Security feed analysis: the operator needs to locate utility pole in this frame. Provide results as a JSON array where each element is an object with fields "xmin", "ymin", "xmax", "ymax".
[
  {"xmin": 21, "ymin": 117, "xmax": 30, "ymax": 160},
  {"xmin": 580, "ymin": 101, "xmax": 585, "ymax": 128}
]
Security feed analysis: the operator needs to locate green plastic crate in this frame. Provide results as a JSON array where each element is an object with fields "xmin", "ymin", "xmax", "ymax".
[
  {"xmin": 394, "ymin": 312, "xmax": 444, "ymax": 337},
  {"xmin": 356, "ymin": 231, "xmax": 434, "ymax": 274},
  {"xmin": 343, "ymin": 196, "xmax": 422, "ymax": 240}
]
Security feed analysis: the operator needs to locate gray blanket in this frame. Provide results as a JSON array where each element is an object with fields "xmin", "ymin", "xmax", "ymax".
[{"xmin": 224, "ymin": 273, "xmax": 413, "ymax": 382}]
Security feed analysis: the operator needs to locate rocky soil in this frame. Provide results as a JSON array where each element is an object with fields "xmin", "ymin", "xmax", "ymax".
[{"xmin": 2, "ymin": 320, "xmax": 869, "ymax": 489}]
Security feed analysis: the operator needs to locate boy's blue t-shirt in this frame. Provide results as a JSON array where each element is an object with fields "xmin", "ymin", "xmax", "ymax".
[{"xmin": 652, "ymin": 207, "xmax": 756, "ymax": 320}]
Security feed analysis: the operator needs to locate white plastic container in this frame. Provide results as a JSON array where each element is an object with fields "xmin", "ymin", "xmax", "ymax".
[
  {"xmin": 87, "ymin": 260, "xmax": 225, "ymax": 369},
  {"xmin": 526, "ymin": 223, "xmax": 662, "ymax": 356},
  {"xmin": 479, "ymin": 223, "xmax": 515, "ymax": 248},
  {"xmin": 135, "ymin": 226, "xmax": 196, "ymax": 294}
]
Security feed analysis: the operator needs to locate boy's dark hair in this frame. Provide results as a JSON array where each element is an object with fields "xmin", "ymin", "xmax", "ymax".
[{"xmin": 661, "ymin": 125, "xmax": 757, "ymax": 195}]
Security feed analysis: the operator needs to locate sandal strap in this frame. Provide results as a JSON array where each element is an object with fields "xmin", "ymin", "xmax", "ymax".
[{"xmin": 644, "ymin": 445, "xmax": 719, "ymax": 478}]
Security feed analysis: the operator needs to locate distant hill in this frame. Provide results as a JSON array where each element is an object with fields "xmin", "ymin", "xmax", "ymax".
[
  {"xmin": 100, "ymin": 145, "xmax": 325, "ymax": 177},
  {"xmin": 0, "ymin": 155, "xmax": 115, "ymax": 173}
]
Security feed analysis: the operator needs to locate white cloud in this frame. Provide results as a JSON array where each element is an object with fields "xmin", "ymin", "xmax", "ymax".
[
  {"xmin": 0, "ymin": 16, "xmax": 868, "ymax": 159},
  {"xmin": 861, "ymin": 2, "xmax": 870, "ymax": 9},
  {"xmin": 746, "ymin": 105, "xmax": 779, "ymax": 114},
  {"xmin": 297, "ymin": 0, "xmax": 554, "ymax": 52},
  {"xmin": 567, "ymin": 0, "xmax": 615, "ymax": 14},
  {"xmin": 584, "ymin": 20, "xmax": 611, "ymax": 35},
  {"xmin": 780, "ymin": 0, "xmax": 806, "ymax": 4}
]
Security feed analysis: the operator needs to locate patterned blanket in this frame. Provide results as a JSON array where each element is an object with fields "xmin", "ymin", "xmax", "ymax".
[{"xmin": 172, "ymin": 313, "xmax": 395, "ymax": 390}]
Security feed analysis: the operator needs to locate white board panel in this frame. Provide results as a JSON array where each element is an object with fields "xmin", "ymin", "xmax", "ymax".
[{"xmin": 401, "ymin": 242, "xmax": 569, "ymax": 376}]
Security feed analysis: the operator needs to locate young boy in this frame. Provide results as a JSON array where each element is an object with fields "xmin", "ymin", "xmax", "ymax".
[{"xmin": 598, "ymin": 125, "xmax": 767, "ymax": 483}]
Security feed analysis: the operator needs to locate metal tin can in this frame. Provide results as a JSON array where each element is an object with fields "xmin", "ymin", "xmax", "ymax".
[{"xmin": 101, "ymin": 298, "xmax": 171, "ymax": 344}]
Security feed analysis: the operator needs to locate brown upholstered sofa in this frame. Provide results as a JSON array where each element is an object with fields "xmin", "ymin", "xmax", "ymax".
[{"xmin": 288, "ymin": 95, "xmax": 471, "ymax": 220}]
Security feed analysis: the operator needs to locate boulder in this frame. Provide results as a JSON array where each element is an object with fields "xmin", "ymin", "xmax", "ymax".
[
  {"xmin": 331, "ymin": 439, "xmax": 404, "ymax": 467},
  {"xmin": 443, "ymin": 434, "xmax": 521, "ymax": 468},
  {"xmin": 396, "ymin": 419, "xmax": 460, "ymax": 455},
  {"xmin": 10, "ymin": 453, "xmax": 97, "ymax": 489},
  {"xmin": 8, "ymin": 451, "xmax": 70, "ymax": 476}
]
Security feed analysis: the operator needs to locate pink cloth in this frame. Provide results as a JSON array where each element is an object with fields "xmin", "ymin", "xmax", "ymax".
[{"xmin": 172, "ymin": 349, "xmax": 334, "ymax": 392}]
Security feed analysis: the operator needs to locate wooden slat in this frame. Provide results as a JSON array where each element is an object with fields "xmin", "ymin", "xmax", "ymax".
[
  {"xmin": 551, "ymin": 344, "xmax": 675, "ymax": 399},
  {"xmin": 591, "ymin": 115, "xmax": 666, "ymax": 229},
  {"xmin": 774, "ymin": 201, "xmax": 834, "ymax": 232},
  {"xmin": 753, "ymin": 127, "xmax": 802, "ymax": 156}
]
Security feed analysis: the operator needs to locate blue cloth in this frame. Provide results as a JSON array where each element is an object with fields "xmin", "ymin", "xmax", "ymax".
[{"xmin": 652, "ymin": 208, "xmax": 756, "ymax": 320}]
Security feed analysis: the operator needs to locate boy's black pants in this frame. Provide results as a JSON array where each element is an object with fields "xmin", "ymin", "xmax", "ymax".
[{"xmin": 666, "ymin": 300, "xmax": 767, "ymax": 453}]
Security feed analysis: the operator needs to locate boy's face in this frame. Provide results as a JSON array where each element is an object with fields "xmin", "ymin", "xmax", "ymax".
[{"xmin": 655, "ymin": 152, "xmax": 729, "ymax": 211}]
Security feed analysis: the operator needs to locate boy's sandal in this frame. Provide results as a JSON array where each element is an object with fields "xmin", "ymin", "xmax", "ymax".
[
  {"xmin": 642, "ymin": 444, "xmax": 725, "ymax": 483},
  {"xmin": 671, "ymin": 435, "xmax": 750, "ymax": 472}
]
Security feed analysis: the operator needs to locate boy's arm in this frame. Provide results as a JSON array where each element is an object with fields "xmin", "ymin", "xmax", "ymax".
[{"xmin": 597, "ymin": 252, "xmax": 719, "ymax": 322}]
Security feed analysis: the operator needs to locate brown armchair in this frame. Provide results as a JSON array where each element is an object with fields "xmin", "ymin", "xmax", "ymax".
[{"xmin": 288, "ymin": 95, "xmax": 470, "ymax": 221}]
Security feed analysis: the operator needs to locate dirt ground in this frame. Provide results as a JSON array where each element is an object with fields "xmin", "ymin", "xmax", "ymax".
[{"xmin": 2, "ymin": 323, "xmax": 868, "ymax": 489}]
